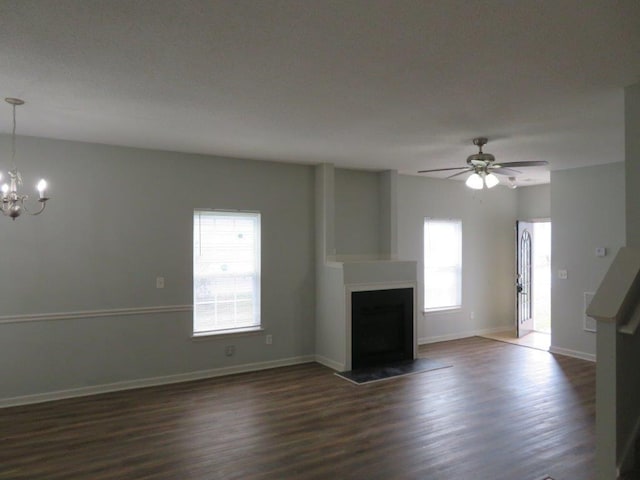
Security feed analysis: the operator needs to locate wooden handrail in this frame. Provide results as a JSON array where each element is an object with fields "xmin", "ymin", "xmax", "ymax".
[
  {"xmin": 619, "ymin": 301, "xmax": 640, "ymax": 335},
  {"xmin": 586, "ymin": 247, "xmax": 640, "ymax": 335}
]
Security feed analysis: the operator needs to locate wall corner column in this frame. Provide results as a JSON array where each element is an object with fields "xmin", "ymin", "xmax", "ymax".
[
  {"xmin": 315, "ymin": 163, "xmax": 336, "ymax": 263},
  {"xmin": 379, "ymin": 170, "xmax": 398, "ymax": 259}
]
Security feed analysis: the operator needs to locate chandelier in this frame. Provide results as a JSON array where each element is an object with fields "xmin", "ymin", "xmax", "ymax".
[{"xmin": 1, "ymin": 98, "xmax": 49, "ymax": 219}]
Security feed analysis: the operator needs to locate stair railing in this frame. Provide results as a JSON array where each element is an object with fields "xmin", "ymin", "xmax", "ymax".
[{"xmin": 587, "ymin": 247, "xmax": 640, "ymax": 479}]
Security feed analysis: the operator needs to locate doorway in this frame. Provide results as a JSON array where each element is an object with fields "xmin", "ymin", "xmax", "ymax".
[{"xmin": 516, "ymin": 220, "xmax": 551, "ymax": 341}]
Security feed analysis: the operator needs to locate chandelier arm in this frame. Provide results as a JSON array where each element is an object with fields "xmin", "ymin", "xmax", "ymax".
[{"xmin": 21, "ymin": 198, "xmax": 48, "ymax": 216}]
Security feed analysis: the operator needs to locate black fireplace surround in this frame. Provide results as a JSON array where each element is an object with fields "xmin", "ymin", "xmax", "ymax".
[{"xmin": 351, "ymin": 288, "xmax": 414, "ymax": 370}]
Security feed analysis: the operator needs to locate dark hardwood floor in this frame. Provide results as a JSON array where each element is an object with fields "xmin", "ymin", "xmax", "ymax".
[{"xmin": 0, "ymin": 337, "xmax": 595, "ymax": 480}]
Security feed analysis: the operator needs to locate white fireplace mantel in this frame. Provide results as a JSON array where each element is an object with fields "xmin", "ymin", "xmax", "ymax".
[{"xmin": 317, "ymin": 258, "xmax": 417, "ymax": 371}]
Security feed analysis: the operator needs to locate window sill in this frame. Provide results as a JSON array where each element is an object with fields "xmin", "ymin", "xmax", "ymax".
[
  {"xmin": 191, "ymin": 326, "xmax": 264, "ymax": 340},
  {"xmin": 423, "ymin": 307, "xmax": 462, "ymax": 315}
]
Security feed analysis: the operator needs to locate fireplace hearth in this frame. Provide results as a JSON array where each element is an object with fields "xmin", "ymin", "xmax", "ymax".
[{"xmin": 351, "ymin": 288, "xmax": 414, "ymax": 369}]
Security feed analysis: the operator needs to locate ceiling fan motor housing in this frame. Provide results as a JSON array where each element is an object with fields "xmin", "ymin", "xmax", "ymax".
[{"xmin": 467, "ymin": 152, "xmax": 495, "ymax": 166}]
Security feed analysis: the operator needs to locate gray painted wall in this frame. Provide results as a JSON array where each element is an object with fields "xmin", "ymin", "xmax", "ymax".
[
  {"xmin": 3, "ymin": 130, "xmax": 627, "ymax": 404},
  {"xmin": 550, "ymin": 162, "xmax": 625, "ymax": 359},
  {"xmin": 334, "ymin": 168, "xmax": 381, "ymax": 256},
  {"xmin": 517, "ymin": 184, "xmax": 550, "ymax": 220},
  {"xmin": 378, "ymin": 170, "xmax": 398, "ymax": 257},
  {"xmin": 0, "ymin": 135, "xmax": 316, "ymax": 401},
  {"xmin": 397, "ymin": 175, "xmax": 518, "ymax": 342}
]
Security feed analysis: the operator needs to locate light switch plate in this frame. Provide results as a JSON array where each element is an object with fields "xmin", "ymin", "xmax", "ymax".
[
  {"xmin": 595, "ymin": 247, "xmax": 606, "ymax": 257},
  {"xmin": 558, "ymin": 269, "xmax": 568, "ymax": 279},
  {"xmin": 156, "ymin": 276, "xmax": 165, "ymax": 288}
]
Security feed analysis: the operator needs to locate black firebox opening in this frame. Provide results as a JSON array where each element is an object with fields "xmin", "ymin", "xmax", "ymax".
[{"xmin": 351, "ymin": 288, "xmax": 413, "ymax": 370}]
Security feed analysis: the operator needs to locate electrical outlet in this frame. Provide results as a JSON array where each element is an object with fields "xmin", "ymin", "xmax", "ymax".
[
  {"xmin": 266, "ymin": 334, "xmax": 273, "ymax": 345},
  {"xmin": 156, "ymin": 276, "xmax": 165, "ymax": 289},
  {"xmin": 558, "ymin": 269, "xmax": 568, "ymax": 280},
  {"xmin": 225, "ymin": 345, "xmax": 235, "ymax": 357}
]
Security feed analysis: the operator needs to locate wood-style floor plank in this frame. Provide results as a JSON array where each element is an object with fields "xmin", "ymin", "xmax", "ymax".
[{"xmin": 0, "ymin": 337, "xmax": 595, "ymax": 479}]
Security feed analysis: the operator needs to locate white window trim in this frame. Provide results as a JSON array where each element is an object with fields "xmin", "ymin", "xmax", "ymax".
[
  {"xmin": 193, "ymin": 209, "xmax": 261, "ymax": 337},
  {"xmin": 192, "ymin": 326, "xmax": 264, "ymax": 340},
  {"xmin": 423, "ymin": 217, "xmax": 462, "ymax": 313},
  {"xmin": 423, "ymin": 306, "xmax": 462, "ymax": 314}
]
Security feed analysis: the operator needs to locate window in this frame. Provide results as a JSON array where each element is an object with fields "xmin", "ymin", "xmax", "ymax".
[
  {"xmin": 193, "ymin": 210, "xmax": 261, "ymax": 335},
  {"xmin": 423, "ymin": 218, "xmax": 462, "ymax": 311}
]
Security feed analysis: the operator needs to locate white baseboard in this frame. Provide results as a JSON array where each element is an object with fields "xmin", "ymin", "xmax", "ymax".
[
  {"xmin": 549, "ymin": 345, "xmax": 596, "ymax": 362},
  {"xmin": 418, "ymin": 326, "xmax": 511, "ymax": 345},
  {"xmin": 314, "ymin": 355, "xmax": 345, "ymax": 372},
  {"xmin": 0, "ymin": 355, "xmax": 315, "ymax": 408},
  {"xmin": 420, "ymin": 329, "xmax": 598, "ymax": 363}
]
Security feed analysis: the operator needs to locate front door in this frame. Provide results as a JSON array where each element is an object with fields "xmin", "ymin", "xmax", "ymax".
[{"xmin": 516, "ymin": 221, "xmax": 534, "ymax": 337}]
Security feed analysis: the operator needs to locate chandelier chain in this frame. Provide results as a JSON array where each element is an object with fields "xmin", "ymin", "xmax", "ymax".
[{"xmin": 10, "ymin": 102, "xmax": 16, "ymax": 169}]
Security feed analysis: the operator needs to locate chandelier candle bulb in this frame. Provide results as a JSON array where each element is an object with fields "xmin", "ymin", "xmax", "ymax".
[{"xmin": 37, "ymin": 179, "xmax": 47, "ymax": 199}]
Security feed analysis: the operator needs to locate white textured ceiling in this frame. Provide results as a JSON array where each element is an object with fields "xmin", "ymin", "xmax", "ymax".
[{"xmin": 1, "ymin": 0, "xmax": 639, "ymax": 186}]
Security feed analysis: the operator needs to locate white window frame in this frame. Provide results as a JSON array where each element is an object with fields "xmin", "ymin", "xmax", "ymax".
[
  {"xmin": 193, "ymin": 209, "xmax": 261, "ymax": 337},
  {"xmin": 423, "ymin": 218, "xmax": 462, "ymax": 312}
]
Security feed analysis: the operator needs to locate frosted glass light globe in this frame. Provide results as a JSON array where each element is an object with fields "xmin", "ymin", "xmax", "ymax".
[
  {"xmin": 465, "ymin": 173, "xmax": 483, "ymax": 190},
  {"xmin": 485, "ymin": 173, "xmax": 500, "ymax": 189}
]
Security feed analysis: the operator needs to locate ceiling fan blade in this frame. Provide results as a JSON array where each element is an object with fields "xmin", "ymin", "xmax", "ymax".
[
  {"xmin": 418, "ymin": 166, "xmax": 471, "ymax": 173},
  {"xmin": 490, "ymin": 167, "xmax": 521, "ymax": 175},
  {"xmin": 495, "ymin": 160, "xmax": 549, "ymax": 168},
  {"xmin": 447, "ymin": 168, "xmax": 473, "ymax": 179}
]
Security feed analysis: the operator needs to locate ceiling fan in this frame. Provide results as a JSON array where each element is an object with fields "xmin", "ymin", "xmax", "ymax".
[{"xmin": 418, "ymin": 137, "xmax": 549, "ymax": 190}]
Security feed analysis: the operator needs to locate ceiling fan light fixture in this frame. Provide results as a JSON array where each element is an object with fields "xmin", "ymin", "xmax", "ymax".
[
  {"xmin": 465, "ymin": 172, "xmax": 483, "ymax": 190},
  {"xmin": 485, "ymin": 173, "xmax": 500, "ymax": 189}
]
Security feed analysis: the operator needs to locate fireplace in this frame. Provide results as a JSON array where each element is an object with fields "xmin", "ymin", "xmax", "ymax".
[{"xmin": 351, "ymin": 287, "xmax": 414, "ymax": 369}]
